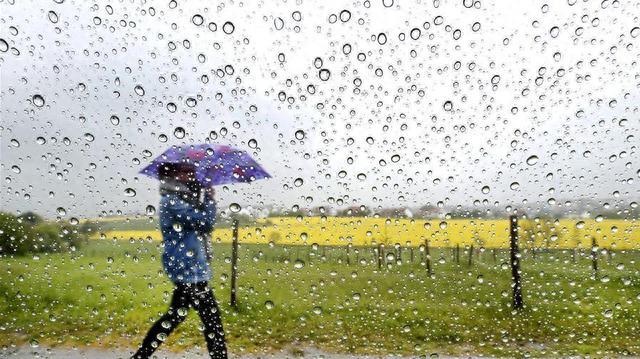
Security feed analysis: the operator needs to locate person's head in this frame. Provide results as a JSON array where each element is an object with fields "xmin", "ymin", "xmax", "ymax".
[{"xmin": 158, "ymin": 163, "xmax": 200, "ymax": 189}]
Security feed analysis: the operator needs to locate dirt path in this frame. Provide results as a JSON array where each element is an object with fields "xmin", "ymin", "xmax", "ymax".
[{"xmin": 0, "ymin": 346, "xmax": 418, "ymax": 359}]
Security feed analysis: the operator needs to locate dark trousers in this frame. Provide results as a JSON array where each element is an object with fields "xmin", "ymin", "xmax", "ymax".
[{"xmin": 133, "ymin": 281, "xmax": 227, "ymax": 359}]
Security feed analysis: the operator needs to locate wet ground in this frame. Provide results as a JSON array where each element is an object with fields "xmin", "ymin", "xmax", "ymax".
[{"xmin": 0, "ymin": 346, "xmax": 417, "ymax": 359}]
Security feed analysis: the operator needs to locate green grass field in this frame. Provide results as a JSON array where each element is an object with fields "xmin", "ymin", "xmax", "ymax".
[{"xmin": 0, "ymin": 239, "xmax": 639, "ymax": 357}]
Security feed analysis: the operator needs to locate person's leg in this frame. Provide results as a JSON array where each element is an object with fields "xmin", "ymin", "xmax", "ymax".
[
  {"xmin": 132, "ymin": 284, "xmax": 190, "ymax": 359},
  {"xmin": 190, "ymin": 282, "xmax": 228, "ymax": 359}
]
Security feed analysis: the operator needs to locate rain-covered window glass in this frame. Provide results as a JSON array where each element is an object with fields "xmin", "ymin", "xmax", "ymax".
[{"xmin": 1, "ymin": 0, "xmax": 639, "ymax": 358}]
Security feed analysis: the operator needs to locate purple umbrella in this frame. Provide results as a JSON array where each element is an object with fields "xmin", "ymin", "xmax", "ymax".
[{"xmin": 139, "ymin": 144, "xmax": 271, "ymax": 186}]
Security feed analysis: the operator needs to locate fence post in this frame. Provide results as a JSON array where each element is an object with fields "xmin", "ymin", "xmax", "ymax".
[
  {"xmin": 468, "ymin": 244, "xmax": 474, "ymax": 266},
  {"xmin": 230, "ymin": 218, "xmax": 239, "ymax": 309},
  {"xmin": 591, "ymin": 236, "xmax": 598, "ymax": 279},
  {"xmin": 346, "ymin": 244, "xmax": 351, "ymax": 266},
  {"xmin": 376, "ymin": 244, "xmax": 383, "ymax": 270},
  {"xmin": 425, "ymin": 238, "xmax": 432, "ymax": 276},
  {"xmin": 509, "ymin": 215, "xmax": 523, "ymax": 310},
  {"xmin": 456, "ymin": 244, "xmax": 460, "ymax": 264},
  {"xmin": 492, "ymin": 248, "xmax": 497, "ymax": 263}
]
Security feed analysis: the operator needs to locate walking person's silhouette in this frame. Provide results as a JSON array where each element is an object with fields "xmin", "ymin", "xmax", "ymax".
[{"xmin": 133, "ymin": 163, "xmax": 227, "ymax": 359}]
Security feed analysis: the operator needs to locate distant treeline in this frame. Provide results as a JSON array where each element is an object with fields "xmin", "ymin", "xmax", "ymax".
[{"xmin": 0, "ymin": 211, "xmax": 88, "ymax": 256}]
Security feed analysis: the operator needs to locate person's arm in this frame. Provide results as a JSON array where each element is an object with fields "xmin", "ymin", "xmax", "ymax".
[{"xmin": 197, "ymin": 188, "xmax": 217, "ymax": 233}]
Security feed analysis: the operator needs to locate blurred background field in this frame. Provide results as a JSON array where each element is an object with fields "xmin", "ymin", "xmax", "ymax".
[
  {"xmin": 92, "ymin": 216, "xmax": 640, "ymax": 249},
  {"xmin": 0, "ymin": 238, "xmax": 638, "ymax": 357}
]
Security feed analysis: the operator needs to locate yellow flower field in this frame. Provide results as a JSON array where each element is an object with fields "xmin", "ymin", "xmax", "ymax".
[{"xmin": 92, "ymin": 217, "xmax": 640, "ymax": 250}]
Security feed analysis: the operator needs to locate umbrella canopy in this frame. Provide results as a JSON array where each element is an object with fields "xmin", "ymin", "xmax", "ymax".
[{"xmin": 139, "ymin": 144, "xmax": 271, "ymax": 186}]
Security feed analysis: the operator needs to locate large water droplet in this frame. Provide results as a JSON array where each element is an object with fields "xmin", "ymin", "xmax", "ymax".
[
  {"xmin": 32, "ymin": 94, "xmax": 45, "ymax": 107},
  {"xmin": 48, "ymin": 11, "xmax": 59, "ymax": 23},
  {"xmin": 223, "ymin": 21, "xmax": 235, "ymax": 34},
  {"xmin": 134, "ymin": 85, "xmax": 145, "ymax": 96},
  {"xmin": 192, "ymin": 14, "xmax": 204, "ymax": 26},
  {"xmin": 526, "ymin": 155, "xmax": 539, "ymax": 165},
  {"xmin": 110, "ymin": 115, "xmax": 120, "ymax": 125},
  {"xmin": 145, "ymin": 205, "xmax": 156, "ymax": 215},
  {"xmin": 174, "ymin": 127, "xmax": 186, "ymax": 139}
]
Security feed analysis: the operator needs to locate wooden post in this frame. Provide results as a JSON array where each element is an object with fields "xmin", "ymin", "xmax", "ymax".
[
  {"xmin": 377, "ymin": 244, "xmax": 384, "ymax": 269},
  {"xmin": 230, "ymin": 218, "xmax": 239, "ymax": 309},
  {"xmin": 425, "ymin": 239, "xmax": 432, "ymax": 276},
  {"xmin": 410, "ymin": 246, "xmax": 414, "ymax": 263},
  {"xmin": 456, "ymin": 244, "xmax": 460, "ymax": 264},
  {"xmin": 591, "ymin": 236, "xmax": 598, "ymax": 279},
  {"xmin": 397, "ymin": 245, "xmax": 402, "ymax": 263},
  {"xmin": 468, "ymin": 244, "xmax": 474, "ymax": 266},
  {"xmin": 346, "ymin": 245, "xmax": 351, "ymax": 266},
  {"xmin": 492, "ymin": 248, "xmax": 497, "ymax": 263},
  {"xmin": 510, "ymin": 215, "xmax": 523, "ymax": 310}
]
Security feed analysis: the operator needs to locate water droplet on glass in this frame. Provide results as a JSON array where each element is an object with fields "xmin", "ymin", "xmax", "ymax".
[
  {"xmin": 295, "ymin": 130, "xmax": 305, "ymax": 140},
  {"xmin": 339, "ymin": 10, "xmax": 351, "ymax": 22},
  {"xmin": 124, "ymin": 188, "xmax": 136, "ymax": 197},
  {"xmin": 274, "ymin": 17, "xmax": 284, "ymax": 30},
  {"xmin": 319, "ymin": 68, "xmax": 331, "ymax": 81},
  {"xmin": 248, "ymin": 139, "xmax": 258, "ymax": 148},
  {"xmin": 526, "ymin": 155, "xmax": 539, "ymax": 165},
  {"xmin": 48, "ymin": 11, "xmax": 59, "ymax": 23},
  {"xmin": 377, "ymin": 33, "xmax": 387, "ymax": 45},
  {"xmin": 265, "ymin": 300, "xmax": 275, "ymax": 309},
  {"xmin": 481, "ymin": 185, "xmax": 490, "ymax": 194},
  {"xmin": 294, "ymin": 178, "xmax": 304, "ymax": 187},
  {"xmin": 229, "ymin": 203, "xmax": 241, "ymax": 213},
  {"xmin": 110, "ymin": 115, "xmax": 120, "ymax": 125},
  {"xmin": 192, "ymin": 14, "xmax": 204, "ymax": 26},
  {"xmin": 174, "ymin": 127, "xmax": 186, "ymax": 139},
  {"xmin": 134, "ymin": 85, "xmax": 145, "ymax": 96},
  {"xmin": 223, "ymin": 21, "xmax": 235, "ymax": 34},
  {"xmin": 32, "ymin": 94, "xmax": 45, "ymax": 107},
  {"xmin": 145, "ymin": 205, "xmax": 156, "ymax": 215},
  {"xmin": 0, "ymin": 39, "xmax": 8, "ymax": 52}
]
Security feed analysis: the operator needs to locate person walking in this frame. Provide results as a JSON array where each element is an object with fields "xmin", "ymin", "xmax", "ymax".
[{"xmin": 133, "ymin": 162, "xmax": 227, "ymax": 359}]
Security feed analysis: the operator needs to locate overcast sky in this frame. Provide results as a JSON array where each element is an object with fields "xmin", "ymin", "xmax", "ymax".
[{"xmin": 1, "ymin": 0, "xmax": 639, "ymax": 218}]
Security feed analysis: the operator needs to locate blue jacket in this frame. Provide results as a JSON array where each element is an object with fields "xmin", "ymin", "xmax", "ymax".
[{"xmin": 158, "ymin": 191, "xmax": 216, "ymax": 284}]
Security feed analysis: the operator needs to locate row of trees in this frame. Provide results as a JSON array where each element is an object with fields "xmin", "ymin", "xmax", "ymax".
[{"xmin": 0, "ymin": 211, "xmax": 87, "ymax": 255}]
